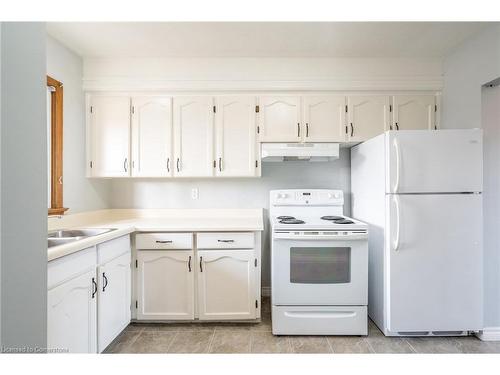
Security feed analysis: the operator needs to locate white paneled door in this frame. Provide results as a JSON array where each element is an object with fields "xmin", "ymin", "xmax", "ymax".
[
  {"xmin": 97, "ymin": 252, "xmax": 131, "ymax": 352},
  {"xmin": 131, "ymin": 97, "xmax": 173, "ymax": 177},
  {"xmin": 197, "ymin": 250, "xmax": 256, "ymax": 320},
  {"xmin": 302, "ymin": 96, "xmax": 346, "ymax": 142},
  {"xmin": 88, "ymin": 96, "xmax": 131, "ymax": 177},
  {"xmin": 258, "ymin": 96, "xmax": 301, "ymax": 142},
  {"xmin": 136, "ymin": 250, "xmax": 194, "ymax": 320},
  {"xmin": 47, "ymin": 270, "xmax": 97, "ymax": 353},
  {"xmin": 347, "ymin": 96, "xmax": 390, "ymax": 142},
  {"xmin": 173, "ymin": 97, "xmax": 214, "ymax": 177},
  {"xmin": 392, "ymin": 95, "xmax": 436, "ymax": 131},
  {"xmin": 215, "ymin": 96, "xmax": 258, "ymax": 177}
]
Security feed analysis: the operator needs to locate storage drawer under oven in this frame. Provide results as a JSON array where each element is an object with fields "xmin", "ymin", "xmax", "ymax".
[{"xmin": 272, "ymin": 305, "xmax": 367, "ymax": 336}]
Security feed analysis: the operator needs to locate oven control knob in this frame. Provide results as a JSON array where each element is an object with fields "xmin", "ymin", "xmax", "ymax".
[
  {"xmin": 278, "ymin": 193, "xmax": 287, "ymax": 199},
  {"xmin": 333, "ymin": 192, "xmax": 341, "ymax": 199}
]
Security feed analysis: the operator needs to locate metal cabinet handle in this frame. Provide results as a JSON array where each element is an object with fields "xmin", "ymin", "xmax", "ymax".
[
  {"xmin": 217, "ymin": 239, "xmax": 235, "ymax": 243},
  {"xmin": 156, "ymin": 240, "xmax": 173, "ymax": 244},
  {"xmin": 306, "ymin": 123, "xmax": 309, "ymax": 138},
  {"xmin": 218, "ymin": 157, "xmax": 222, "ymax": 172},
  {"xmin": 395, "ymin": 122, "xmax": 399, "ymax": 130},
  {"xmin": 91, "ymin": 277, "xmax": 97, "ymax": 299},
  {"xmin": 199, "ymin": 256, "xmax": 203, "ymax": 272},
  {"xmin": 176, "ymin": 158, "xmax": 180, "ymax": 172},
  {"xmin": 297, "ymin": 123, "xmax": 300, "ymax": 137},
  {"xmin": 102, "ymin": 272, "xmax": 108, "ymax": 292},
  {"xmin": 167, "ymin": 158, "xmax": 170, "ymax": 172},
  {"xmin": 123, "ymin": 158, "xmax": 128, "ymax": 172},
  {"xmin": 188, "ymin": 256, "xmax": 192, "ymax": 272},
  {"xmin": 350, "ymin": 123, "xmax": 354, "ymax": 137}
]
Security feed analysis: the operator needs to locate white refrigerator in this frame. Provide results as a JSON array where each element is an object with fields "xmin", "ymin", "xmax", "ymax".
[{"xmin": 351, "ymin": 129, "xmax": 483, "ymax": 336}]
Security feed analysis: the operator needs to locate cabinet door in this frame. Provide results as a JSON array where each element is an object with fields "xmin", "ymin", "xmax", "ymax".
[
  {"xmin": 136, "ymin": 250, "xmax": 194, "ymax": 320},
  {"xmin": 47, "ymin": 269, "xmax": 97, "ymax": 353},
  {"xmin": 215, "ymin": 96, "xmax": 258, "ymax": 177},
  {"xmin": 131, "ymin": 97, "xmax": 172, "ymax": 177},
  {"xmin": 259, "ymin": 96, "xmax": 301, "ymax": 142},
  {"xmin": 173, "ymin": 97, "xmax": 214, "ymax": 177},
  {"xmin": 97, "ymin": 252, "xmax": 131, "ymax": 352},
  {"xmin": 392, "ymin": 95, "xmax": 436, "ymax": 131},
  {"xmin": 88, "ymin": 96, "xmax": 131, "ymax": 177},
  {"xmin": 303, "ymin": 96, "xmax": 346, "ymax": 142},
  {"xmin": 197, "ymin": 250, "xmax": 256, "ymax": 320},
  {"xmin": 347, "ymin": 96, "xmax": 390, "ymax": 142}
]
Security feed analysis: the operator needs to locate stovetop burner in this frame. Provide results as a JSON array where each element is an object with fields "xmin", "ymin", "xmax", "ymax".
[
  {"xmin": 333, "ymin": 219, "xmax": 355, "ymax": 224},
  {"xmin": 320, "ymin": 216, "xmax": 354, "ymax": 224},
  {"xmin": 279, "ymin": 218, "xmax": 305, "ymax": 225},
  {"xmin": 277, "ymin": 216, "xmax": 296, "ymax": 220},
  {"xmin": 321, "ymin": 215, "xmax": 344, "ymax": 221}
]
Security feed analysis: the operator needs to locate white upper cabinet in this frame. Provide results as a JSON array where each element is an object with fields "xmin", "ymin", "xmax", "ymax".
[
  {"xmin": 347, "ymin": 96, "xmax": 390, "ymax": 142},
  {"xmin": 88, "ymin": 96, "xmax": 131, "ymax": 177},
  {"xmin": 302, "ymin": 96, "xmax": 346, "ymax": 142},
  {"xmin": 392, "ymin": 95, "xmax": 436, "ymax": 131},
  {"xmin": 97, "ymin": 252, "xmax": 131, "ymax": 353},
  {"xmin": 131, "ymin": 97, "xmax": 173, "ymax": 177},
  {"xmin": 215, "ymin": 96, "xmax": 259, "ymax": 177},
  {"xmin": 136, "ymin": 250, "xmax": 195, "ymax": 320},
  {"xmin": 47, "ymin": 269, "xmax": 97, "ymax": 353},
  {"xmin": 197, "ymin": 250, "xmax": 256, "ymax": 320},
  {"xmin": 173, "ymin": 97, "xmax": 214, "ymax": 177},
  {"xmin": 258, "ymin": 96, "xmax": 301, "ymax": 142}
]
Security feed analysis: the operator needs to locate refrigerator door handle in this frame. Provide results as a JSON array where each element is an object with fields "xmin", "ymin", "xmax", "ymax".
[
  {"xmin": 393, "ymin": 195, "xmax": 401, "ymax": 251},
  {"xmin": 393, "ymin": 137, "xmax": 401, "ymax": 193}
]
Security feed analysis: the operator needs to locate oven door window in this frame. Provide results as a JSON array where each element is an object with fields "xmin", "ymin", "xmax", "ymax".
[{"xmin": 290, "ymin": 247, "xmax": 351, "ymax": 284}]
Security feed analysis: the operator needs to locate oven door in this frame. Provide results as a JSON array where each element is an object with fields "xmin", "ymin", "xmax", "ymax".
[{"xmin": 271, "ymin": 233, "xmax": 368, "ymax": 305}]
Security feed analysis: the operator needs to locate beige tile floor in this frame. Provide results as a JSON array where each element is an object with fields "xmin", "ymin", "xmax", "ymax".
[{"xmin": 105, "ymin": 298, "xmax": 500, "ymax": 354}]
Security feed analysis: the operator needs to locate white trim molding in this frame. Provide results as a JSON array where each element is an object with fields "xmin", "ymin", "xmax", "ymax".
[
  {"xmin": 476, "ymin": 327, "xmax": 500, "ymax": 341},
  {"xmin": 82, "ymin": 76, "xmax": 444, "ymax": 92}
]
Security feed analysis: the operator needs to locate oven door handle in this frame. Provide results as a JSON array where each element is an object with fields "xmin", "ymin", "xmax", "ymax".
[{"xmin": 284, "ymin": 311, "xmax": 357, "ymax": 319}]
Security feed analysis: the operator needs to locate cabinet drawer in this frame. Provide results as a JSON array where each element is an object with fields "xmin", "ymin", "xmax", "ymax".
[
  {"xmin": 48, "ymin": 246, "xmax": 97, "ymax": 290},
  {"xmin": 97, "ymin": 235, "xmax": 131, "ymax": 264},
  {"xmin": 136, "ymin": 233, "xmax": 193, "ymax": 250},
  {"xmin": 197, "ymin": 232, "xmax": 254, "ymax": 249}
]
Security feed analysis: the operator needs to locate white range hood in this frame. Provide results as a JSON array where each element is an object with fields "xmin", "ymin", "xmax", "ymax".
[{"xmin": 261, "ymin": 143, "xmax": 340, "ymax": 162}]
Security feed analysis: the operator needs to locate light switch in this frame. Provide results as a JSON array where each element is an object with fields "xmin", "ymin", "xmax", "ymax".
[{"xmin": 191, "ymin": 188, "xmax": 199, "ymax": 200}]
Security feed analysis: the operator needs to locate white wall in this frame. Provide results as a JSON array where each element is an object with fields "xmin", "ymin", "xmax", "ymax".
[
  {"xmin": 46, "ymin": 36, "xmax": 110, "ymax": 213},
  {"xmin": 1, "ymin": 22, "xmax": 47, "ymax": 351},
  {"xmin": 442, "ymin": 25, "xmax": 500, "ymax": 129},
  {"xmin": 442, "ymin": 24, "xmax": 500, "ymax": 330},
  {"xmin": 110, "ymin": 150, "xmax": 351, "ymax": 286},
  {"xmin": 482, "ymin": 86, "xmax": 500, "ymax": 330}
]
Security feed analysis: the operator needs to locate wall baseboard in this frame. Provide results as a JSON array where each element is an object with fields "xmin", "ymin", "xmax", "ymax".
[
  {"xmin": 261, "ymin": 287, "xmax": 271, "ymax": 297},
  {"xmin": 476, "ymin": 327, "xmax": 500, "ymax": 341}
]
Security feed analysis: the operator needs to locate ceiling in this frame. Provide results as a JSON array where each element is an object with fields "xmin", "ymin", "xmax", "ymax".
[{"xmin": 46, "ymin": 22, "xmax": 493, "ymax": 58}]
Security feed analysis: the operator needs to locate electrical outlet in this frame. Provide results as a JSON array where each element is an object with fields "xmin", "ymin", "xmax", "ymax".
[{"xmin": 191, "ymin": 188, "xmax": 199, "ymax": 200}]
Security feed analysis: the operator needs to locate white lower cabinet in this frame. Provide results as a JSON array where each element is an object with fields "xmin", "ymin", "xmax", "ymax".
[
  {"xmin": 136, "ymin": 250, "xmax": 194, "ymax": 320},
  {"xmin": 134, "ymin": 232, "xmax": 261, "ymax": 322},
  {"xmin": 47, "ymin": 235, "xmax": 131, "ymax": 353},
  {"xmin": 97, "ymin": 252, "xmax": 131, "ymax": 352},
  {"xmin": 197, "ymin": 250, "xmax": 257, "ymax": 320},
  {"xmin": 47, "ymin": 269, "xmax": 97, "ymax": 353}
]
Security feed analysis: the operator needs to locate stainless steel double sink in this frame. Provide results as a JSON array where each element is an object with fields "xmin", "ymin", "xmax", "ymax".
[{"xmin": 48, "ymin": 228, "xmax": 117, "ymax": 248}]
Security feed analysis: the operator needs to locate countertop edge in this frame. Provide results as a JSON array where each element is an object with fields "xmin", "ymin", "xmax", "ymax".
[{"xmin": 48, "ymin": 224, "xmax": 264, "ymax": 262}]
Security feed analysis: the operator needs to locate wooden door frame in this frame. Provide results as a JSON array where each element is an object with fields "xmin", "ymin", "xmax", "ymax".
[{"xmin": 47, "ymin": 76, "xmax": 68, "ymax": 215}]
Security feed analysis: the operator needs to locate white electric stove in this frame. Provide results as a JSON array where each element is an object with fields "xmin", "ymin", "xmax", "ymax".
[{"xmin": 270, "ymin": 189, "xmax": 369, "ymax": 336}]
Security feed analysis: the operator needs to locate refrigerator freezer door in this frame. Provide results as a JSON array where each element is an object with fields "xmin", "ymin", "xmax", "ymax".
[
  {"xmin": 386, "ymin": 129, "xmax": 483, "ymax": 193},
  {"xmin": 386, "ymin": 193, "xmax": 483, "ymax": 333}
]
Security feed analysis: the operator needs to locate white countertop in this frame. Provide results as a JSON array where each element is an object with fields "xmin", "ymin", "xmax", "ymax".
[{"xmin": 48, "ymin": 209, "xmax": 264, "ymax": 262}]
